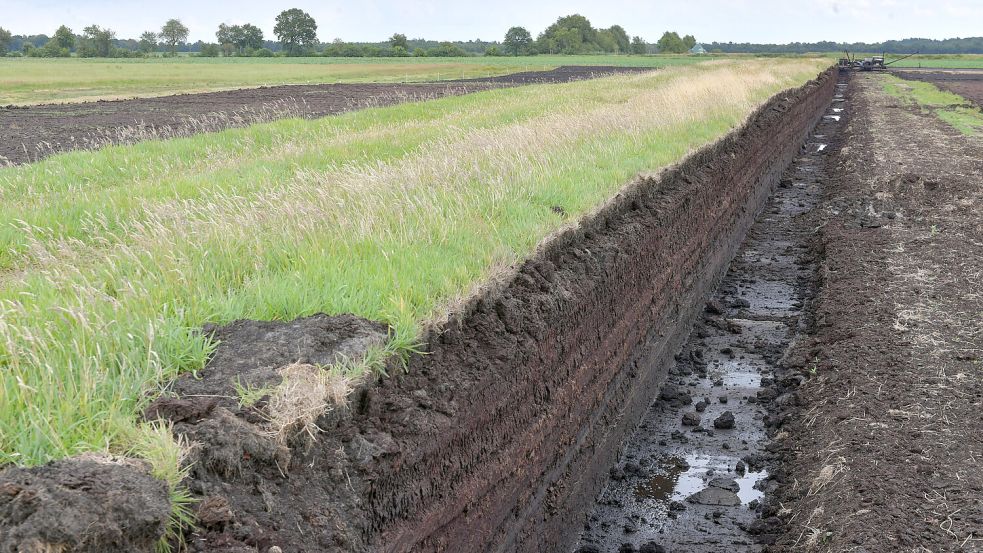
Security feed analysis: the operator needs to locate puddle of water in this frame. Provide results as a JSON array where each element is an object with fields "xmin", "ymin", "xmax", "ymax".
[
  {"xmin": 735, "ymin": 280, "xmax": 798, "ymax": 315},
  {"xmin": 635, "ymin": 455, "xmax": 767, "ymax": 507},
  {"xmin": 823, "ymin": 115, "xmax": 841, "ymax": 121},
  {"xmin": 721, "ymin": 368, "xmax": 761, "ymax": 388},
  {"xmin": 832, "ymin": 108, "xmax": 844, "ymax": 113}
]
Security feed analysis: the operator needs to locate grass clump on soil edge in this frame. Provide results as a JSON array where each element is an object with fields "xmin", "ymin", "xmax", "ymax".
[
  {"xmin": 881, "ymin": 74, "xmax": 983, "ymax": 136},
  {"xmin": 0, "ymin": 58, "xmax": 829, "ymax": 539}
]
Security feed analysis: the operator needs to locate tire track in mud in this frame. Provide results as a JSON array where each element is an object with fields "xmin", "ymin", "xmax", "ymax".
[{"xmin": 573, "ymin": 76, "xmax": 847, "ymax": 553}]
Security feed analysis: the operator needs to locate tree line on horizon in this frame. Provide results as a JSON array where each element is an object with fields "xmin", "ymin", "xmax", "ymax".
[
  {"xmin": 3, "ymin": 10, "xmax": 980, "ymax": 60},
  {"xmin": 0, "ymin": 12, "xmax": 700, "ymax": 59},
  {"xmin": 706, "ymin": 36, "xmax": 983, "ymax": 55}
]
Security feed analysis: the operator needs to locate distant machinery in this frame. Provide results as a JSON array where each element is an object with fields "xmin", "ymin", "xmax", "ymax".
[{"xmin": 838, "ymin": 51, "xmax": 919, "ymax": 72}]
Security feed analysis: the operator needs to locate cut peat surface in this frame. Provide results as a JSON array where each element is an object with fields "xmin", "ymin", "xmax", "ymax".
[
  {"xmin": 771, "ymin": 71, "xmax": 983, "ymax": 551},
  {"xmin": 0, "ymin": 66, "xmax": 647, "ymax": 166},
  {"xmin": 892, "ymin": 68, "xmax": 983, "ymax": 108},
  {"xmin": 574, "ymin": 75, "xmax": 845, "ymax": 553}
]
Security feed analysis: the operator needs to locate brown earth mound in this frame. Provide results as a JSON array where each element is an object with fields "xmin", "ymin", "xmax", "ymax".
[{"xmin": 0, "ymin": 455, "xmax": 170, "ymax": 553}]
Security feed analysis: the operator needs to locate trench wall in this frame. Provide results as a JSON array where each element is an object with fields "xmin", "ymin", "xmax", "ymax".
[{"xmin": 358, "ymin": 68, "xmax": 836, "ymax": 552}]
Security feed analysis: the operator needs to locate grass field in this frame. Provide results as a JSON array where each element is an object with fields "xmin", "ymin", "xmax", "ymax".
[
  {"xmin": 881, "ymin": 74, "xmax": 983, "ymax": 136},
  {"xmin": 887, "ymin": 54, "xmax": 983, "ymax": 69},
  {"xmin": 0, "ymin": 58, "xmax": 827, "ymax": 500},
  {"xmin": 0, "ymin": 55, "xmax": 711, "ymax": 105}
]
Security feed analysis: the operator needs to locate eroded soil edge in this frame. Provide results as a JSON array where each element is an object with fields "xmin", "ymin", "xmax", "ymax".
[{"xmin": 0, "ymin": 69, "xmax": 835, "ymax": 553}]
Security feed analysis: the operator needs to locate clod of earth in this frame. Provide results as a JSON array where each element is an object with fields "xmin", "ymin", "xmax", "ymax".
[
  {"xmin": 714, "ymin": 411, "xmax": 737, "ymax": 429},
  {"xmin": 0, "ymin": 456, "xmax": 170, "ymax": 553},
  {"xmin": 687, "ymin": 486, "xmax": 742, "ymax": 507}
]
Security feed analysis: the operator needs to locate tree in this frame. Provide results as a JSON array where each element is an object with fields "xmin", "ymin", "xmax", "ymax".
[
  {"xmin": 389, "ymin": 33, "xmax": 408, "ymax": 50},
  {"xmin": 216, "ymin": 23, "xmax": 233, "ymax": 47},
  {"xmin": 630, "ymin": 36, "xmax": 647, "ymax": 55},
  {"xmin": 78, "ymin": 25, "xmax": 114, "ymax": 57},
  {"xmin": 199, "ymin": 43, "xmax": 220, "ymax": 57},
  {"xmin": 237, "ymin": 24, "xmax": 264, "ymax": 52},
  {"xmin": 40, "ymin": 39, "xmax": 70, "ymax": 57},
  {"xmin": 429, "ymin": 41, "xmax": 467, "ymax": 57},
  {"xmin": 595, "ymin": 29, "xmax": 618, "ymax": 53},
  {"xmin": 52, "ymin": 25, "xmax": 75, "ymax": 51},
  {"xmin": 0, "ymin": 27, "xmax": 11, "ymax": 56},
  {"xmin": 656, "ymin": 31, "xmax": 688, "ymax": 54},
  {"xmin": 605, "ymin": 25, "xmax": 630, "ymax": 53},
  {"xmin": 139, "ymin": 31, "xmax": 158, "ymax": 54},
  {"xmin": 160, "ymin": 19, "xmax": 189, "ymax": 55},
  {"xmin": 503, "ymin": 26, "xmax": 532, "ymax": 56},
  {"xmin": 274, "ymin": 8, "xmax": 318, "ymax": 56},
  {"xmin": 683, "ymin": 34, "xmax": 697, "ymax": 50},
  {"xmin": 219, "ymin": 23, "xmax": 264, "ymax": 55},
  {"xmin": 538, "ymin": 14, "xmax": 596, "ymax": 54}
]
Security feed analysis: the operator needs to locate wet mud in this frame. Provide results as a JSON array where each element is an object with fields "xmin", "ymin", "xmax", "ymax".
[
  {"xmin": 0, "ymin": 66, "xmax": 647, "ymax": 166},
  {"xmin": 574, "ymin": 76, "xmax": 845, "ymax": 553}
]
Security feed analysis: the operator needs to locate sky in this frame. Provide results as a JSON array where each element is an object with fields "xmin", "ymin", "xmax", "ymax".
[{"xmin": 3, "ymin": 0, "xmax": 982, "ymax": 44}]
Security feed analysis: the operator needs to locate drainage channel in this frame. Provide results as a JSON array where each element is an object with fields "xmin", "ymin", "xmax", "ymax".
[{"xmin": 573, "ymin": 77, "xmax": 848, "ymax": 553}]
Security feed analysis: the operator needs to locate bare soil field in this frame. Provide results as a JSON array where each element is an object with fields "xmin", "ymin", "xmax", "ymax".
[
  {"xmin": 893, "ymin": 68, "xmax": 983, "ymax": 107},
  {"xmin": 770, "ymin": 73, "xmax": 983, "ymax": 550},
  {"xmin": 0, "ymin": 66, "xmax": 646, "ymax": 166}
]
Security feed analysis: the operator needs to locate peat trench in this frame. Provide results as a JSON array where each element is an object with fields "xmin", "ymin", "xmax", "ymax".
[
  {"xmin": 0, "ymin": 70, "xmax": 838, "ymax": 553},
  {"xmin": 573, "ymin": 77, "xmax": 848, "ymax": 553}
]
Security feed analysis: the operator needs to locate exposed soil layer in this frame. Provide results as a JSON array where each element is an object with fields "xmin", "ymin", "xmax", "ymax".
[
  {"xmin": 0, "ymin": 455, "xmax": 170, "ymax": 553},
  {"xmin": 0, "ymin": 65, "xmax": 647, "ymax": 166},
  {"xmin": 575, "ymin": 78, "xmax": 844, "ymax": 553},
  {"xmin": 131, "ymin": 69, "xmax": 835, "ymax": 553},
  {"xmin": 892, "ymin": 68, "xmax": 983, "ymax": 108},
  {"xmin": 770, "ymin": 73, "xmax": 983, "ymax": 550},
  {"xmin": 0, "ymin": 69, "xmax": 835, "ymax": 553}
]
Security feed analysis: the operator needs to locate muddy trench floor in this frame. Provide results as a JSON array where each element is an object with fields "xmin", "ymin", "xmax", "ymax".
[{"xmin": 572, "ymin": 78, "xmax": 845, "ymax": 553}]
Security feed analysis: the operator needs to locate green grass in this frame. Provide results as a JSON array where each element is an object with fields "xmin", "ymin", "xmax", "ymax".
[
  {"xmin": 0, "ymin": 58, "xmax": 827, "ymax": 504},
  {"xmin": 881, "ymin": 74, "xmax": 983, "ymax": 136},
  {"xmin": 0, "ymin": 55, "xmax": 710, "ymax": 105},
  {"xmin": 887, "ymin": 54, "xmax": 983, "ymax": 69}
]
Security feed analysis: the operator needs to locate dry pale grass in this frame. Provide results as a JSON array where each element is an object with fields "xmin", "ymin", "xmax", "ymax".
[{"xmin": 264, "ymin": 363, "xmax": 353, "ymax": 445}]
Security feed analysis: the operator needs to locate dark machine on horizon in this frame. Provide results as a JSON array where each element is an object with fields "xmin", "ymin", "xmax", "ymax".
[{"xmin": 838, "ymin": 51, "xmax": 919, "ymax": 71}]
